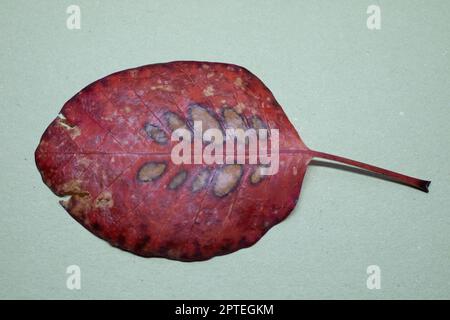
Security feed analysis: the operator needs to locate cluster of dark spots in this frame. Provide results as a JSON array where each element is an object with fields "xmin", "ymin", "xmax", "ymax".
[
  {"xmin": 144, "ymin": 123, "xmax": 168, "ymax": 144},
  {"xmin": 169, "ymin": 170, "xmax": 188, "ymax": 190},
  {"xmin": 137, "ymin": 162, "xmax": 166, "ymax": 182},
  {"xmin": 177, "ymin": 103, "xmax": 270, "ymax": 145},
  {"xmin": 213, "ymin": 164, "xmax": 243, "ymax": 197},
  {"xmin": 192, "ymin": 169, "xmax": 211, "ymax": 192},
  {"xmin": 134, "ymin": 235, "xmax": 151, "ymax": 252}
]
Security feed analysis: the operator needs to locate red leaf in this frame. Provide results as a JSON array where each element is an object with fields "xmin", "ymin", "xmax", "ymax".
[{"xmin": 35, "ymin": 61, "xmax": 430, "ymax": 261}]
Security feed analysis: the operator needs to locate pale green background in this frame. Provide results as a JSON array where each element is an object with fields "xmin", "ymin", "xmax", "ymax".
[{"xmin": 0, "ymin": 0, "xmax": 449, "ymax": 299}]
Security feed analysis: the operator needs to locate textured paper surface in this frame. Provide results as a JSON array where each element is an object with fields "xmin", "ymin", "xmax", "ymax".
[{"xmin": 0, "ymin": 0, "xmax": 449, "ymax": 299}]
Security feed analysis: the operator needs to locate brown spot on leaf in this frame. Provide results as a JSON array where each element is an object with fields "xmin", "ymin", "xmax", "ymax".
[
  {"xmin": 57, "ymin": 117, "xmax": 81, "ymax": 139},
  {"xmin": 250, "ymin": 166, "xmax": 266, "ymax": 184},
  {"xmin": 234, "ymin": 102, "xmax": 246, "ymax": 114},
  {"xmin": 144, "ymin": 123, "xmax": 168, "ymax": 144},
  {"xmin": 169, "ymin": 170, "xmax": 187, "ymax": 190},
  {"xmin": 59, "ymin": 180, "xmax": 92, "ymax": 218},
  {"xmin": 192, "ymin": 169, "xmax": 211, "ymax": 192},
  {"xmin": 203, "ymin": 85, "xmax": 214, "ymax": 96},
  {"xmin": 234, "ymin": 77, "xmax": 244, "ymax": 89},
  {"xmin": 137, "ymin": 162, "xmax": 166, "ymax": 182},
  {"xmin": 250, "ymin": 115, "xmax": 268, "ymax": 138},
  {"xmin": 250, "ymin": 115, "xmax": 267, "ymax": 131},
  {"xmin": 60, "ymin": 194, "xmax": 92, "ymax": 220},
  {"xmin": 164, "ymin": 112, "xmax": 187, "ymax": 131},
  {"xmin": 95, "ymin": 191, "xmax": 114, "ymax": 209},
  {"xmin": 150, "ymin": 84, "xmax": 174, "ymax": 92},
  {"xmin": 189, "ymin": 104, "xmax": 222, "ymax": 132},
  {"xmin": 60, "ymin": 179, "xmax": 85, "ymax": 195},
  {"xmin": 213, "ymin": 164, "xmax": 243, "ymax": 197},
  {"xmin": 77, "ymin": 157, "xmax": 92, "ymax": 168},
  {"xmin": 223, "ymin": 108, "xmax": 246, "ymax": 130}
]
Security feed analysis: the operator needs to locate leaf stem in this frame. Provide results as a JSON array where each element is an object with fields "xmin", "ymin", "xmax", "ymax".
[{"xmin": 309, "ymin": 150, "xmax": 431, "ymax": 193}]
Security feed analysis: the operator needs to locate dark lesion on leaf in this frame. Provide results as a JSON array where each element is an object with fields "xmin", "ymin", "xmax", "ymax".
[
  {"xmin": 222, "ymin": 107, "xmax": 247, "ymax": 130},
  {"xmin": 137, "ymin": 162, "xmax": 167, "ymax": 182},
  {"xmin": 223, "ymin": 106, "xmax": 253, "ymax": 145},
  {"xmin": 94, "ymin": 191, "xmax": 113, "ymax": 209},
  {"xmin": 192, "ymin": 169, "xmax": 211, "ymax": 192},
  {"xmin": 188, "ymin": 104, "xmax": 223, "ymax": 133},
  {"xmin": 164, "ymin": 111, "xmax": 188, "ymax": 131},
  {"xmin": 144, "ymin": 123, "xmax": 168, "ymax": 144},
  {"xmin": 169, "ymin": 170, "xmax": 188, "ymax": 190},
  {"xmin": 249, "ymin": 115, "xmax": 268, "ymax": 137},
  {"xmin": 250, "ymin": 165, "xmax": 266, "ymax": 185},
  {"xmin": 213, "ymin": 164, "xmax": 243, "ymax": 197}
]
